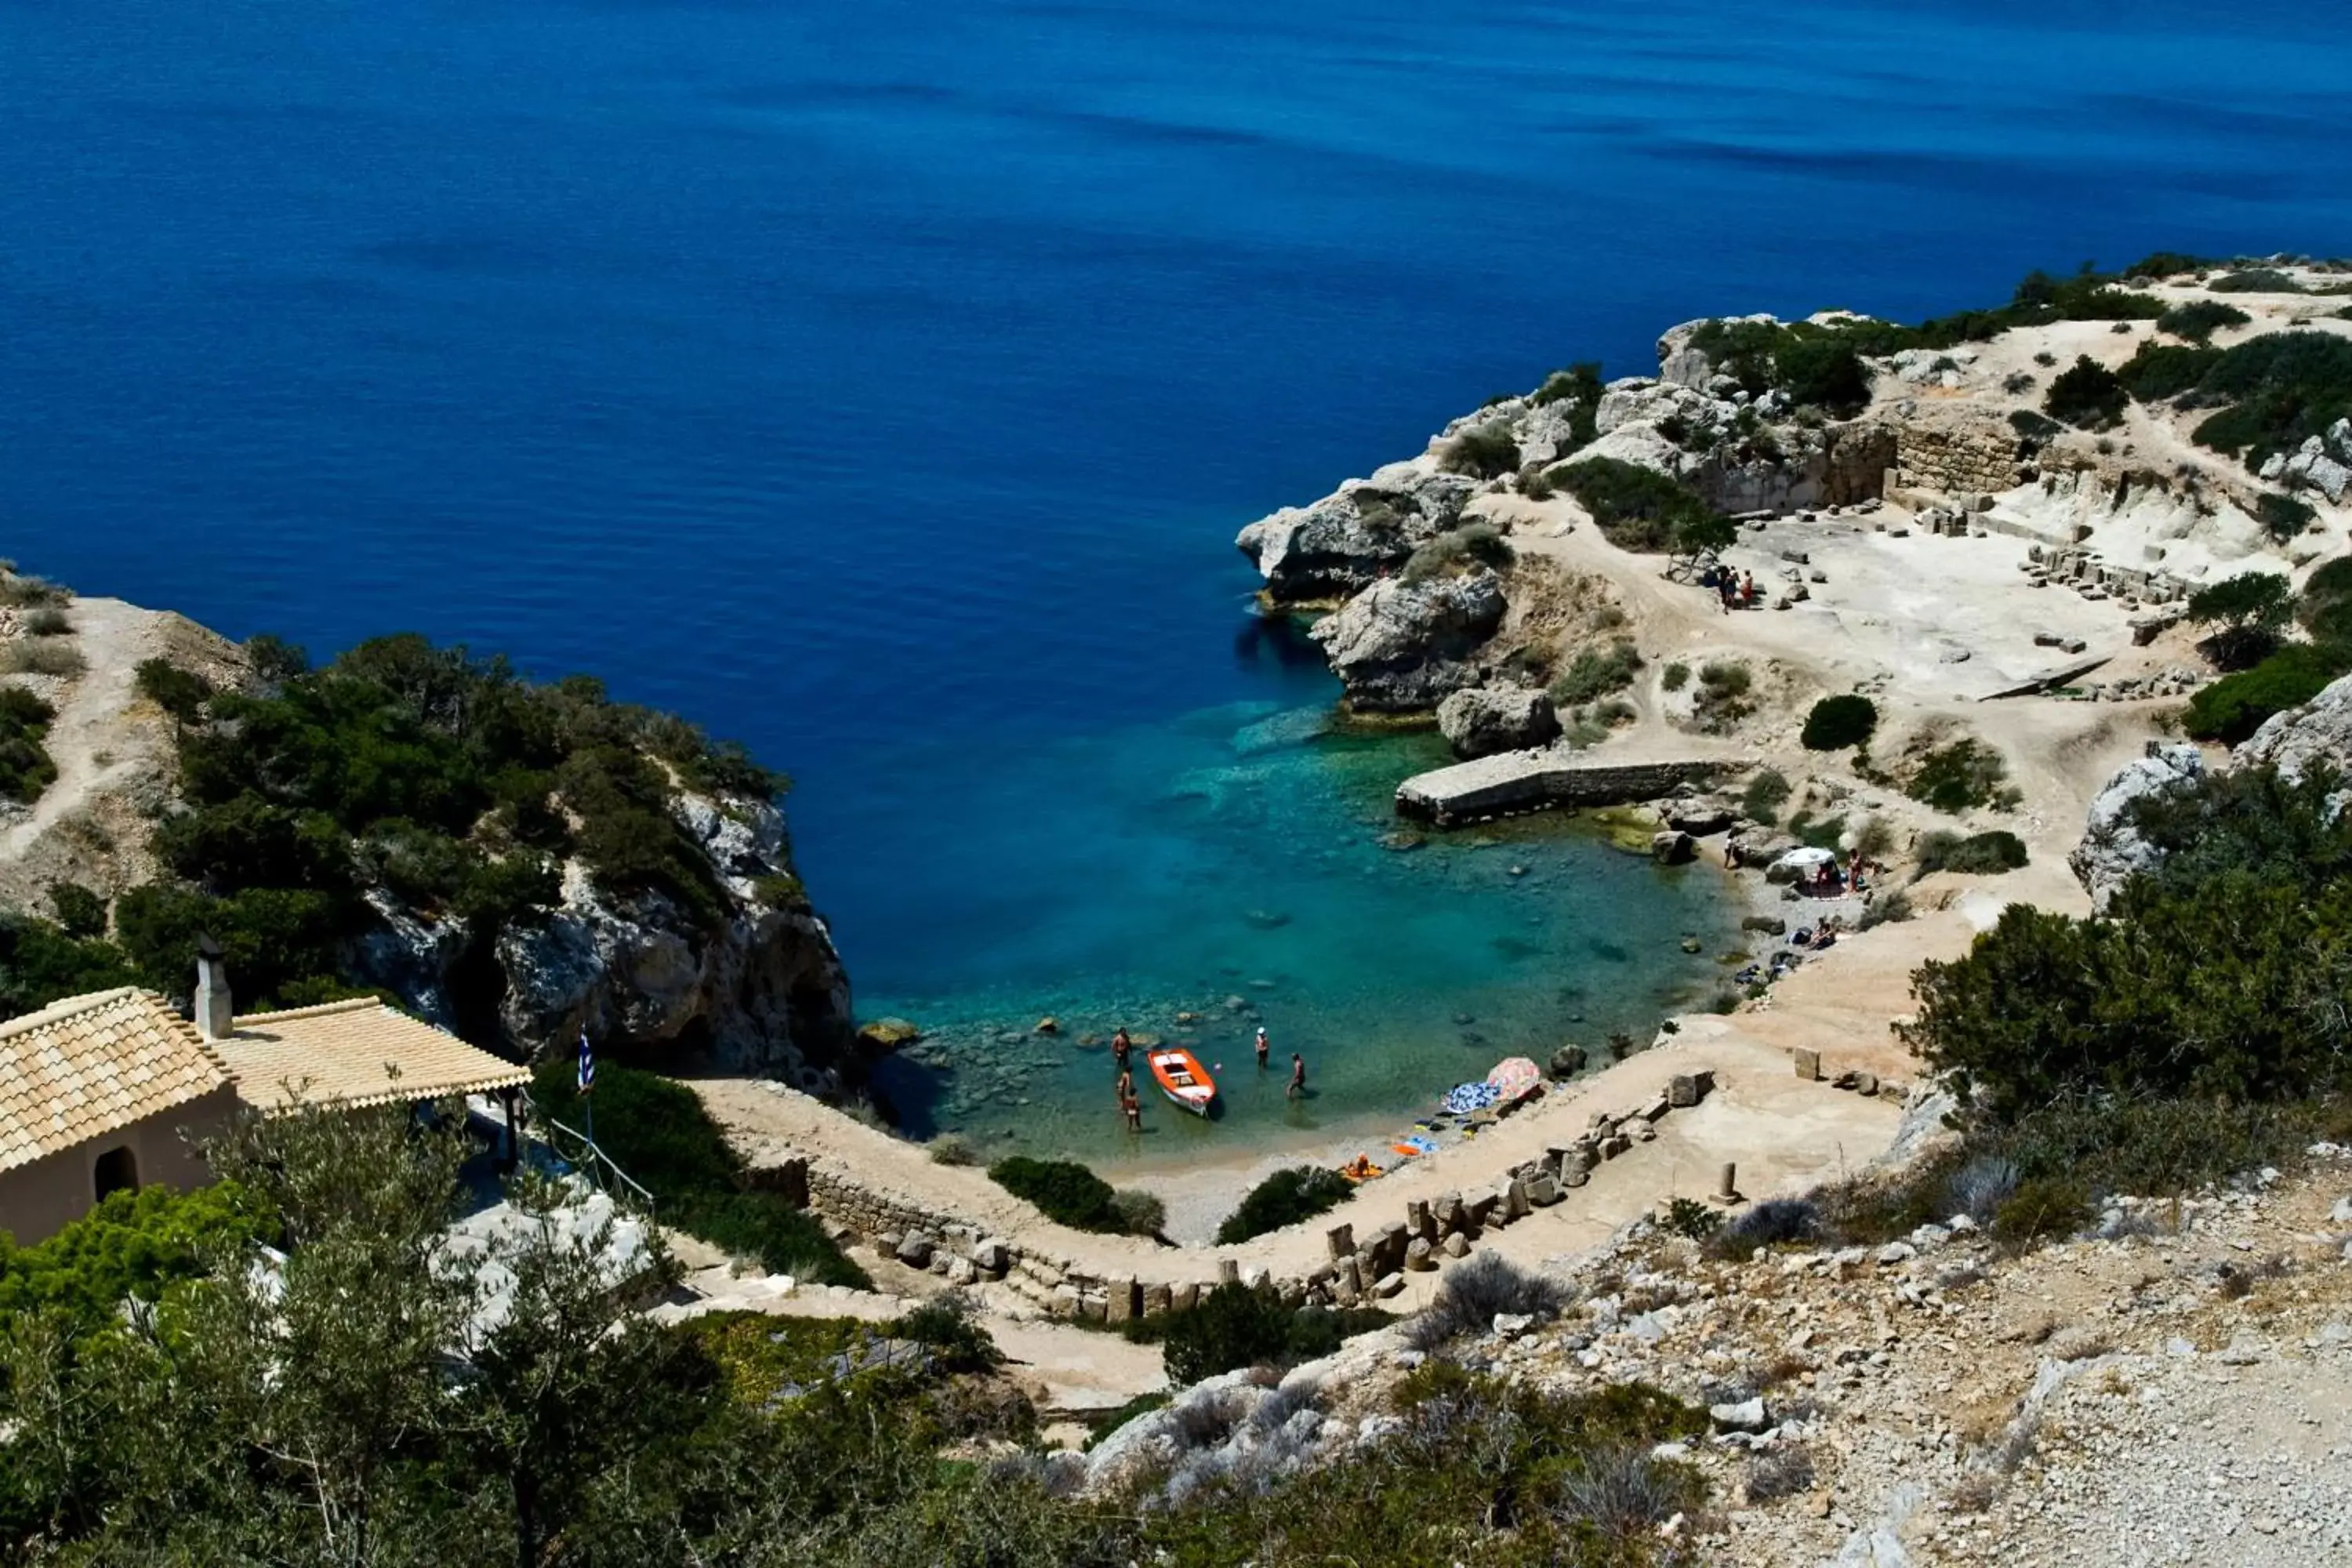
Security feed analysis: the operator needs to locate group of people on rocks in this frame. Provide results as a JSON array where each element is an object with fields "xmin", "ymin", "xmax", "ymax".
[
  {"xmin": 1701, "ymin": 563, "xmax": 1759, "ymax": 612},
  {"xmin": 1109, "ymin": 1022, "xmax": 1305, "ymax": 1131}
]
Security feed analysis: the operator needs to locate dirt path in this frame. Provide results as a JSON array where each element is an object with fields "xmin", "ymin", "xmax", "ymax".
[{"xmin": 0, "ymin": 595, "xmax": 240, "ymax": 908}]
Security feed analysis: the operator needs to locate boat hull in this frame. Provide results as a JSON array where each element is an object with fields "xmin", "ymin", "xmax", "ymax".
[{"xmin": 1148, "ymin": 1048, "xmax": 1218, "ymax": 1116}]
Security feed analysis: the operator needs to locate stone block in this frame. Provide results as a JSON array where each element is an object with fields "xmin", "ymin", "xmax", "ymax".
[
  {"xmin": 1372, "ymin": 1272, "xmax": 1406, "ymax": 1299},
  {"xmin": 1278, "ymin": 1276, "xmax": 1305, "ymax": 1307},
  {"xmin": 1331, "ymin": 1271, "xmax": 1361, "ymax": 1306},
  {"xmin": 1217, "ymin": 1258, "xmax": 1241, "ymax": 1287},
  {"xmin": 1562, "ymin": 1166, "xmax": 1590, "ymax": 1188},
  {"xmin": 1525, "ymin": 1173, "xmax": 1562, "ymax": 1207},
  {"xmin": 1049, "ymin": 1283, "xmax": 1081, "ymax": 1319},
  {"xmin": 1792, "ymin": 1047, "xmax": 1820, "ymax": 1081},
  {"xmin": 1241, "ymin": 1265, "xmax": 1270, "ymax": 1291},
  {"xmin": 1632, "ymin": 1120, "xmax": 1657, "ymax": 1143},
  {"xmin": 1463, "ymin": 1190, "xmax": 1498, "ymax": 1227},
  {"xmin": 1442, "ymin": 1231, "xmax": 1471, "ymax": 1257},
  {"xmin": 1667, "ymin": 1074, "xmax": 1700, "ymax": 1108},
  {"xmin": 1636, "ymin": 1095, "xmax": 1671, "ymax": 1123},
  {"xmin": 1405, "ymin": 1199, "xmax": 1434, "ymax": 1240},
  {"xmin": 1171, "ymin": 1282, "xmax": 1200, "ymax": 1313},
  {"xmin": 1376, "ymin": 1221, "xmax": 1409, "ymax": 1263},
  {"xmin": 1406, "ymin": 1236, "xmax": 1436, "ymax": 1271},
  {"xmin": 944, "ymin": 1256, "xmax": 976, "ymax": 1287},
  {"xmin": 1504, "ymin": 1178, "xmax": 1530, "ymax": 1220},
  {"xmin": 1434, "ymin": 1191, "xmax": 1465, "ymax": 1233},
  {"xmin": 1601, "ymin": 1134, "xmax": 1632, "ymax": 1160},
  {"xmin": 971, "ymin": 1238, "xmax": 1010, "ymax": 1275},
  {"xmin": 1143, "ymin": 1283, "xmax": 1172, "ymax": 1316},
  {"xmin": 1324, "ymin": 1222, "xmax": 1356, "ymax": 1262},
  {"xmin": 895, "ymin": 1232, "xmax": 935, "ymax": 1269},
  {"xmin": 1080, "ymin": 1292, "xmax": 1109, "ymax": 1324},
  {"xmin": 1105, "ymin": 1276, "xmax": 1140, "ymax": 1324}
]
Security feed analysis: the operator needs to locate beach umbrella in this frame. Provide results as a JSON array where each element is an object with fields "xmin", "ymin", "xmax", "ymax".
[
  {"xmin": 1770, "ymin": 847, "xmax": 1837, "ymax": 877},
  {"xmin": 1486, "ymin": 1056, "xmax": 1542, "ymax": 1101},
  {"xmin": 1441, "ymin": 1080, "xmax": 1500, "ymax": 1116}
]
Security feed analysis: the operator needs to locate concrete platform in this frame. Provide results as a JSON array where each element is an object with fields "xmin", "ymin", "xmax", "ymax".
[{"xmin": 1395, "ymin": 749, "xmax": 1736, "ymax": 826}]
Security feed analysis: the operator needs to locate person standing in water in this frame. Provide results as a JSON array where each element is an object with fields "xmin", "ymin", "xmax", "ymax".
[
  {"xmin": 1111, "ymin": 1025, "xmax": 1131, "ymax": 1073},
  {"xmin": 1288, "ymin": 1052, "xmax": 1306, "ymax": 1099},
  {"xmin": 1254, "ymin": 1025, "xmax": 1269, "ymax": 1069}
]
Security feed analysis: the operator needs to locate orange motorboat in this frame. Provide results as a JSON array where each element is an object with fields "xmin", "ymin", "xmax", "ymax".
[{"xmin": 1148, "ymin": 1047, "xmax": 1218, "ymax": 1116}]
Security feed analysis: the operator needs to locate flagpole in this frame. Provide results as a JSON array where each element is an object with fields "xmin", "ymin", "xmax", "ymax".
[{"xmin": 578, "ymin": 1025, "xmax": 597, "ymax": 1176}]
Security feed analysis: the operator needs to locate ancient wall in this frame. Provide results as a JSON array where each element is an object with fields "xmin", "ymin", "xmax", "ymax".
[
  {"xmin": 1891, "ymin": 415, "xmax": 2024, "ymax": 499},
  {"xmin": 745, "ymin": 1072, "xmax": 1730, "ymax": 1322}
]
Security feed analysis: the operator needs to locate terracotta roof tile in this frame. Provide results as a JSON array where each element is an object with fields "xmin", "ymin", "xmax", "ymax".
[
  {"xmin": 0, "ymin": 988, "xmax": 236, "ymax": 1174},
  {"xmin": 216, "ymin": 999, "xmax": 532, "ymax": 1112}
]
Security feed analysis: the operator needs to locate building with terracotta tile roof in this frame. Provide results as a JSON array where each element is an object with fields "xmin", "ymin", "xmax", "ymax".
[
  {"xmin": 0, "ymin": 985, "xmax": 240, "ymax": 1246},
  {"xmin": 3, "ymin": 946, "xmax": 533, "ymax": 1246},
  {"xmin": 213, "ymin": 997, "xmax": 532, "ymax": 1113}
]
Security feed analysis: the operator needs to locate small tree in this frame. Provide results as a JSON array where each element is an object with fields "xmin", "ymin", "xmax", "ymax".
[
  {"xmin": 1799, "ymin": 694, "xmax": 1878, "ymax": 751},
  {"xmin": 2185, "ymin": 570, "xmax": 2292, "ymax": 670},
  {"xmin": 2042, "ymin": 355, "xmax": 2128, "ymax": 429}
]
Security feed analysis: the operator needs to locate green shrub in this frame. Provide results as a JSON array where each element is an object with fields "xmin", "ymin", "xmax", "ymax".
[
  {"xmin": 2008, "ymin": 408, "xmax": 2063, "ymax": 443},
  {"xmin": 528, "ymin": 1058, "xmax": 870, "ymax": 1287},
  {"xmin": 2301, "ymin": 556, "xmax": 2352, "ymax": 634},
  {"xmin": 1437, "ymin": 424, "xmax": 1520, "ymax": 480},
  {"xmin": 0, "ymin": 572, "xmax": 70, "ymax": 608},
  {"xmin": 1214, "ymin": 1166, "xmax": 1352, "ymax": 1244},
  {"xmin": 987, "ymin": 1155, "xmax": 1128, "ymax": 1233},
  {"xmin": 1661, "ymin": 661, "xmax": 1690, "ymax": 691},
  {"xmin": 1785, "ymin": 810, "xmax": 1847, "ymax": 851},
  {"xmin": 1152, "ymin": 1284, "xmax": 1390, "ymax": 1385},
  {"xmin": 2002, "ymin": 371, "xmax": 2036, "ymax": 396},
  {"xmin": 133, "ymin": 657, "xmax": 212, "ymax": 723},
  {"xmin": 2179, "ymin": 331, "xmax": 2352, "ymax": 466},
  {"xmin": 1553, "ymin": 457, "xmax": 1726, "ymax": 554},
  {"xmin": 1774, "ymin": 336, "xmax": 1872, "ymax": 416},
  {"xmin": 1528, "ymin": 361, "xmax": 1604, "ymax": 453},
  {"xmin": 1739, "ymin": 768, "xmax": 1790, "ymax": 826},
  {"xmin": 2183, "ymin": 642, "xmax": 2351, "ymax": 743},
  {"xmin": 2124, "ymin": 250, "xmax": 2213, "ymax": 280},
  {"xmin": 0, "ymin": 685, "xmax": 58, "ymax": 804},
  {"xmin": 0, "ymin": 1181, "xmax": 275, "ymax": 1330},
  {"xmin": 1547, "ymin": 638, "xmax": 1643, "ymax": 708},
  {"xmin": 2156, "ymin": 299, "xmax": 2250, "ymax": 343},
  {"xmin": 0, "ymin": 641, "xmax": 86, "ymax": 678},
  {"xmin": 1661, "ymin": 1196, "xmax": 1722, "ymax": 1242},
  {"xmin": 2258, "ymin": 492, "xmax": 2318, "ymax": 541},
  {"xmin": 1401, "ymin": 521, "xmax": 1512, "ymax": 583},
  {"xmin": 1693, "ymin": 659, "xmax": 1755, "ymax": 732},
  {"xmin": 1915, "ymin": 829, "xmax": 2029, "ymax": 875},
  {"xmin": 927, "ymin": 1133, "xmax": 979, "ymax": 1167},
  {"xmin": 1991, "ymin": 1178, "xmax": 2091, "ymax": 1246},
  {"xmin": 2209, "ymin": 267, "xmax": 2300, "ymax": 293},
  {"xmin": 45, "ymin": 883, "xmax": 107, "ymax": 939},
  {"xmin": 2043, "ymin": 355, "xmax": 2128, "ymax": 429},
  {"xmin": 1799, "ymin": 694, "xmax": 1878, "ymax": 751},
  {"xmin": 1905, "ymin": 737, "xmax": 2016, "ymax": 814},
  {"xmin": 20, "ymin": 607, "xmax": 71, "ymax": 637},
  {"xmin": 2184, "ymin": 570, "xmax": 2292, "ymax": 669},
  {"xmin": 1110, "ymin": 1188, "xmax": 1167, "ymax": 1238}
]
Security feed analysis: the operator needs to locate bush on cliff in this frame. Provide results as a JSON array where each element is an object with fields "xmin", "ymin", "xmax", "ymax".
[
  {"xmin": 2208, "ymin": 267, "xmax": 2299, "ymax": 294},
  {"xmin": 1214, "ymin": 1166, "xmax": 1352, "ymax": 1244},
  {"xmin": 1904, "ymin": 736, "xmax": 2017, "ymax": 814},
  {"xmin": 1799, "ymin": 693, "xmax": 1877, "ymax": 751},
  {"xmin": 0, "ymin": 686, "xmax": 59, "ymax": 804},
  {"xmin": 2257, "ymin": 492, "xmax": 2318, "ymax": 542},
  {"xmin": 1548, "ymin": 638, "xmax": 1644, "ymax": 709},
  {"xmin": 2155, "ymin": 299, "xmax": 2249, "ymax": 343},
  {"xmin": 987, "ymin": 1156, "xmax": 1129, "ymax": 1234},
  {"xmin": 1142, "ymin": 1283, "xmax": 1389, "ymax": 1385},
  {"xmin": 2184, "ymin": 570, "xmax": 2293, "ymax": 670},
  {"xmin": 530, "ymin": 1059, "xmax": 869, "ymax": 1288},
  {"xmin": 1554, "ymin": 458, "xmax": 1723, "ymax": 554},
  {"xmin": 2182, "ymin": 641, "xmax": 2352, "ymax": 744},
  {"xmin": 1401, "ymin": 521, "xmax": 1512, "ymax": 583},
  {"xmin": 1914, "ymin": 829, "xmax": 2028, "ymax": 876},
  {"xmin": 1436, "ymin": 423, "xmax": 1520, "ymax": 480},
  {"xmin": 2043, "ymin": 355, "xmax": 2128, "ymax": 430}
]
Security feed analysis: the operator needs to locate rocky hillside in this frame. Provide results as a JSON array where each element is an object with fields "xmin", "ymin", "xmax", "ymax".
[
  {"xmin": 1239, "ymin": 255, "xmax": 2352, "ymax": 720},
  {"xmin": 0, "ymin": 587, "xmax": 871, "ymax": 1100}
]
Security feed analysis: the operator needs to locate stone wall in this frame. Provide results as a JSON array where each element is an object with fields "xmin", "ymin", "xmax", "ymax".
[
  {"xmin": 745, "ymin": 1072, "xmax": 1723, "ymax": 1321},
  {"xmin": 1890, "ymin": 414, "xmax": 2024, "ymax": 499}
]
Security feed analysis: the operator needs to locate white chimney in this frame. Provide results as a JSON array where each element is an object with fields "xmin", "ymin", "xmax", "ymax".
[{"xmin": 194, "ymin": 935, "xmax": 233, "ymax": 1041}]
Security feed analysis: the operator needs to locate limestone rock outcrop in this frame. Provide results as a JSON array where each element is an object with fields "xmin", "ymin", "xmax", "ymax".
[
  {"xmin": 1308, "ymin": 570, "xmax": 1508, "ymax": 713},
  {"xmin": 355, "ymin": 782, "xmax": 862, "ymax": 1097},
  {"xmin": 1236, "ymin": 463, "xmax": 1479, "ymax": 604},
  {"xmin": 2235, "ymin": 671, "xmax": 2352, "ymax": 782},
  {"xmin": 2068, "ymin": 741, "xmax": 2206, "ymax": 910},
  {"xmin": 1436, "ymin": 684, "xmax": 1560, "ymax": 758}
]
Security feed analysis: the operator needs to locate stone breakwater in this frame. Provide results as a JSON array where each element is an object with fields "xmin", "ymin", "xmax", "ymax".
[
  {"xmin": 740, "ymin": 1071, "xmax": 1734, "ymax": 1323},
  {"xmin": 1394, "ymin": 753, "xmax": 1740, "ymax": 826}
]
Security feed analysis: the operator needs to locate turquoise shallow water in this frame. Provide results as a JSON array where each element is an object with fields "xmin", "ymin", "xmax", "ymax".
[{"xmin": 859, "ymin": 697, "xmax": 1742, "ymax": 1166}]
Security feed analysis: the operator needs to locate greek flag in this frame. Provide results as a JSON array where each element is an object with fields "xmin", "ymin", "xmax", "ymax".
[{"xmin": 577, "ymin": 1026, "xmax": 594, "ymax": 1097}]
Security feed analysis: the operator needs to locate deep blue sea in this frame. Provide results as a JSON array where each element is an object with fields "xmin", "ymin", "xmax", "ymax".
[{"xmin": 5, "ymin": 0, "xmax": 2346, "ymax": 1163}]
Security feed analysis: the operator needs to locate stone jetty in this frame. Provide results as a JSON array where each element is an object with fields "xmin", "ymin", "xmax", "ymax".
[{"xmin": 1394, "ymin": 748, "xmax": 1739, "ymax": 826}]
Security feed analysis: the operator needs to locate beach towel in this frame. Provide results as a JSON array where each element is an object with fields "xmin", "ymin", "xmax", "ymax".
[{"xmin": 1442, "ymin": 1080, "xmax": 1501, "ymax": 1116}]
